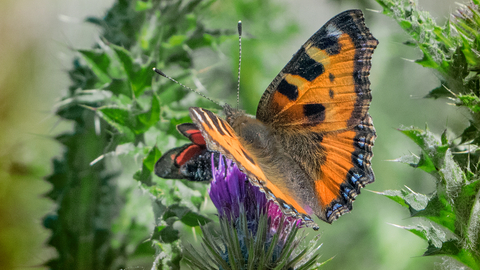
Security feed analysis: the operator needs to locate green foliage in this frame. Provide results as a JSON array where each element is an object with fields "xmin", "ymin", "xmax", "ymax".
[
  {"xmin": 47, "ymin": 0, "xmax": 298, "ymax": 269},
  {"xmin": 381, "ymin": 127, "xmax": 480, "ymax": 269},
  {"xmin": 46, "ymin": 0, "xmax": 225, "ymax": 268},
  {"xmin": 377, "ymin": 0, "xmax": 480, "ymax": 142},
  {"xmin": 376, "ymin": 0, "xmax": 480, "ymax": 268},
  {"xmin": 183, "ymin": 212, "xmax": 328, "ymax": 270}
]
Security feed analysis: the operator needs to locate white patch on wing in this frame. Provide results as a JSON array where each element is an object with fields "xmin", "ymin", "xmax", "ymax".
[{"xmin": 326, "ymin": 24, "xmax": 342, "ymax": 37}]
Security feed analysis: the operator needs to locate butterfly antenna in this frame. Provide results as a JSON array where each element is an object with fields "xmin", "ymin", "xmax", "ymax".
[
  {"xmin": 153, "ymin": 68, "xmax": 222, "ymax": 107},
  {"xmin": 236, "ymin": 21, "xmax": 242, "ymax": 110}
]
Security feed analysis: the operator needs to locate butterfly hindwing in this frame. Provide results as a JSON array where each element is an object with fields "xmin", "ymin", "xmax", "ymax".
[
  {"xmin": 313, "ymin": 114, "xmax": 375, "ymax": 222},
  {"xmin": 268, "ymin": 115, "xmax": 376, "ymax": 223}
]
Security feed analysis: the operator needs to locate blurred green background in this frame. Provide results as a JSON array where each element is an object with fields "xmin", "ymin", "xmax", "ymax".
[{"xmin": 0, "ymin": 0, "xmax": 468, "ymax": 269}]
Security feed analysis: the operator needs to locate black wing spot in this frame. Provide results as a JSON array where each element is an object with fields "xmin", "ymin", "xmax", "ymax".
[
  {"xmin": 305, "ymin": 62, "xmax": 325, "ymax": 82},
  {"xmin": 329, "ymin": 89, "xmax": 334, "ymax": 99},
  {"xmin": 277, "ymin": 79, "xmax": 298, "ymax": 101},
  {"xmin": 320, "ymin": 36, "xmax": 341, "ymax": 55},
  {"xmin": 311, "ymin": 28, "xmax": 341, "ymax": 55},
  {"xmin": 284, "ymin": 47, "xmax": 324, "ymax": 82},
  {"xmin": 303, "ymin": 104, "xmax": 326, "ymax": 125},
  {"xmin": 329, "ymin": 73, "xmax": 335, "ymax": 82}
]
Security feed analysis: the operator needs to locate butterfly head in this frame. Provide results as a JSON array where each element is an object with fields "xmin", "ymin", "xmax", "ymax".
[{"xmin": 223, "ymin": 103, "xmax": 246, "ymax": 125}]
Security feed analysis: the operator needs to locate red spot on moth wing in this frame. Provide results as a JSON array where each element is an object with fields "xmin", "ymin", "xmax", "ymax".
[
  {"xmin": 177, "ymin": 123, "xmax": 207, "ymax": 145},
  {"xmin": 189, "ymin": 132, "xmax": 206, "ymax": 145},
  {"xmin": 175, "ymin": 144, "xmax": 203, "ymax": 166}
]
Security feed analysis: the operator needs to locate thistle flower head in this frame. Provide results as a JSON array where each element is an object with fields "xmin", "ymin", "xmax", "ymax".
[
  {"xmin": 209, "ymin": 155, "xmax": 303, "ymax": 241},
  {"xmin": 183, "ymin": 154, "xmax": 324, "ymax": 270}
]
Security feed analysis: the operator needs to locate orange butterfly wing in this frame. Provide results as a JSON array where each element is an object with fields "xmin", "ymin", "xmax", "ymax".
[
  {"xmin": 313, "ymin": 114, "xmax": 375, "ymax": 221},
  {"xmin": 255, "ymin": 10, "xmax": 378, "ymax": 223},
  {"xmin": 257, "ymin": 9, "xmax": 377, "ymax": 132}
]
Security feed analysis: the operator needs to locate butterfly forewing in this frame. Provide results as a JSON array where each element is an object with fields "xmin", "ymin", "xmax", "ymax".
[{"xmin": 256, "ymin": 9, "xmax": 378, "ymax": 132}]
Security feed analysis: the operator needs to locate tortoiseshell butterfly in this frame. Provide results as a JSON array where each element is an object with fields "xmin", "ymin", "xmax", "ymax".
[{"xmin": 155, "ymin": 9, "xmax": 377, "ymax": 229}]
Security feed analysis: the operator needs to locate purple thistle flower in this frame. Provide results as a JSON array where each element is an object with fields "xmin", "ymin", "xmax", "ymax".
[
  {"xmin": 183, "ymin": 154, "xmax": 325, "ymax": 269},
  {"xmin": 208, "ymin": 154, "xmax": 303, "ymax": 243}
]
